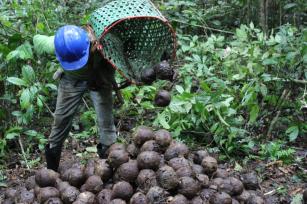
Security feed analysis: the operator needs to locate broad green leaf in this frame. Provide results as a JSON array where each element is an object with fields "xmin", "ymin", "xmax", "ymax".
[
  {"xmin": 260, "ymin": 84, "xmax": 268, "ymax": 96},
  {"xmin": 36, "ymin": 22, "xmax": 45, "ymax": 31},
  {"xmin": 6, "ymin": 42, "xmax": 33, "ymax": 61},
  {"xmin": 33, "ymin": 35, "xmax": 55, "ymax": 55},
  {"xmin": 234, "ymin": 162, "xmax": 243, "ymax": 172},
  {"xmin": 37, "ymin": 96, "xmax": 44, "ymax": 109},
  {"xmin": 215, "ymin": 109, "xmax": 230, "ymax": 127},
  {"xmin": 175, "ymin": 85, "xmax": 184, "ymax": 94},
  {"xmin": 24, "ymin": 130, "xmax": 38, "ymax": 137},
  {"xmin": 0, "ymin": 182, "xmax": 7, "ymax": 187},
  {"xmin": 249, "ymin": 105, "xmax": 259, "ymax": 124},
  {"xmin": 263, "ymin": 58, "xmax": 277, "ymax": 65},
  {"xmin": 22, "ymin": 65, "xmax": 35, "ymax": 83},
  {"xmin": 283, "ymin": 3, "xmax": 297, "ymax": 9},
  {"xmin": 6, "ymin": 77, "xmax": 28, "ymax": 86},
  {"xmin": 212, "ymin": 20, "xmax": 221, "ymax": 26},
  {"xmin": 6, "ymin": 50, "xmax": 19, "ymax": 61},
  {"xmin": 46, "ymin": 83, "xmax": 57, "ymax": 90},
  {"xmin": 250, "ymin": 22, "xmax": 254, "ymax": 29},
  {"xmin": 5, "ymin": 132, "xmax": 19, "ymax": 140},
  {"xmin": 18, "ymin": 42, "xmax": 33, "ymax": 59},
  {"xmin": 157, "ymin": 113, "xmax": 170, "ymax": 129},
  {"xmin": 236, "ymin": 28, "xmax": 247, "ymax": 41},
  {"xmin": 20, "ymin": 89, "xmax": 31, "ymax": 109},
  {"xmin": 286, "ymin": 126, "xmax": 299, "ymax": 142},
  {"xmin": 290, "ymin": 194, "xmax": 303, "ymax": 204},
  {"xmin": 86, "ymin": 146, "xmax": 97, "ymax": 153}
]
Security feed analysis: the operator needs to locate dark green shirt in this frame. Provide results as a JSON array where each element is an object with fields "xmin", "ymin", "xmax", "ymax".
[{"xmin": 64, "ymin": 51, "xmax": 115, "ymax": 89}]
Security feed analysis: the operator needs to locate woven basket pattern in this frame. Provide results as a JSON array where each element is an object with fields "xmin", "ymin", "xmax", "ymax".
[{"xmin": 89, "ymin": 0, "xmax": 176, "ymax": 82}]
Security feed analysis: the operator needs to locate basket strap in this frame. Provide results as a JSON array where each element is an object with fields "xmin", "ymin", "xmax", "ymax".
[{"xmin": 84, "ymin": 24, "xmax": 100, "ymax": 53}]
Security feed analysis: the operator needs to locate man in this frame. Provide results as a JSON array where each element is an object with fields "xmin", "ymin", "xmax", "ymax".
[{"xmin": 45, "ymin": 25, "xmax": 117, "ymax": 171}]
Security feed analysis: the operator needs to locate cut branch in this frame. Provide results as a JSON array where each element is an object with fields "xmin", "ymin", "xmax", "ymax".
[{"xmin": 171, "ymin": 19, "xmax": 234, "ymax": 35}]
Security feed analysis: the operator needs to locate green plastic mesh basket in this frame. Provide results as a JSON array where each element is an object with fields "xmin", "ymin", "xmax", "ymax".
[{"xmin": 89, "ymin": 0, "xmax": 176, "ymax": 84}]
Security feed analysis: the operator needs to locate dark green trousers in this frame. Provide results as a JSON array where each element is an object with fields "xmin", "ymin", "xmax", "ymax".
[{"xmin": 48, "ymin": 73, "xmax": 117, "ymax": 148}]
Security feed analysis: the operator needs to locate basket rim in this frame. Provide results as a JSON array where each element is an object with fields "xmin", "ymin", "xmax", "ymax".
[{"xmin": 96, "ymin": 16, "xmax": 177, "ymax": 84}]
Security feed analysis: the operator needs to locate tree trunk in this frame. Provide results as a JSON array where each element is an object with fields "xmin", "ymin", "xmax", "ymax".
[{"xmin": 259, "ymin": 0, "xmax": 268, "ymax": 34}]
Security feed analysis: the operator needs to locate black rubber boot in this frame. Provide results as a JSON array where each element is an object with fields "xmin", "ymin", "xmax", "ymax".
[
  {"xmin": 45, "ymin": 144, "xmax": 62, "ymax": 172},
  {"xmin": 97, "ymin": 143, "xmax": 109, "ymax": 159}
]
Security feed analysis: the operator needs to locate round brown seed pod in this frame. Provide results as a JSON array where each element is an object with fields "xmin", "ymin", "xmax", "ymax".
[
  {"xmin": 164, "ymin": 142, "xmax": 189, "ymax": 160},
  {"xmin": 193, "ymin": 150, "xmax": 209, "ymax": 164},
  {"xmin": 35, "ymin": 169, "xmax": 59, "ymax": 187},
  {"xmin": 5, "ymin": 188, "xmax": 17, "ymax": 199},
  {"xmin": 44, "ymin": 197, "xmax": 63, "ymax": 204},
  {"xmin": 219, "ymin": 177, "xmax": 244, "ymax": 196},
  {"xmin": 127, "ymin": 143, "xmax": 139, "ymax": 158},
  {"xmin": 140, "ymin": 140, "xmax": 161, "ymax": 152},
  {"xmin": 168, "ymin": 157, "xmax": 190, "ymax": 171},
  {"xmin": 196, "ymin": 174, "xmax": 210, "ymax": 188},
  {"xmin": 106, "ymin": 143, "xmax": 126, "ymax": 156},
  {"xmin": 201, "ymin": 156, "xmax": 217, "ymax": 175},
  {"xmin": 108, "ymin": 150, "xmax": 129, "ymax": 169},
  {"xmin": 200, "ymin": 188, "xmax": 217, "ymax": 201},
  {"xmin": 80, "ymin": 175, "xmax": 103, "ymax": 194},
  {"xmin": 157, "ymin": 165, "xmax": 179, "ymax": 190},
  {"xmin": 133, "ymin": 126, "xmax": 154, "ymax": 146},
  {"xmin": 240, "ymin": 172, "xmax": 259, "ymax": 190},
  {"xmin": 177, "ymin": 177, "xmax": 201, "ymax": 199},
  {"xmin": 167, "ymin": 194, "xmax": 188, "ymax": 204},
  {"xmin": 72, "ymin": 191, "xmax": 95, "ymax": 204},
  {"xmin": 146, "ymin": 186, "xmax": 169, "ymax": 204},
  {"xmin": 130, "ymin": 192, "xmax": 148, "ymax": 204},
  {"xmin": 3, "ymin": 198, "xmax": 14, "ymax": 204},
  {"xmin": 137, "ymin": 151, "xmax": 161, "ymax": 170},
  {"xmin": 213, "ymin": 168, "xmax": 229, "ymax": 178},
  {"xmin": 96, "ymin": 189, "xmax": 112, "ymax": 204},
  {"xmin": 209, "ymin": 192, "xmax": 232, "ymax": 204},
  {"xmin": 176, "ymin": 166, "xmax": 194, "ymax": 178},
  {"xmin": 56, "ymin": 180, "xmax": 69, "ymax": 192},
  {"xmin": 61, "ymin": 167, "xmax": 85, "ymax": 188},
  {"xmin": 235, "ymin": 190, "xmax": 251, "ymax": 203},
  {"xmin": 192, "ymin": 164, "xmax": 204, "ymax": 174},
  {"xmin": 246, "ymin": 195, "xmax": 265, "ymax": 204},
  {"xmin": 190, "ymin": 196, "xmax": 204, "ymax": 204},
  {"xmin": 116, "ymin": 160, "xmax": 139, "ymax": 183},
  {"xmin": 60, "ymin": 184, "xmax": 80, "ymax": 204},
  {"xmin": 19, "ymin": 189, "xmax": 35, "ymax": 203},
  {"xmin": 212, "ymin": 177, "xmax": 224, "ymax": 187},
  {"xmin": 112, "ymin": 181, "xmax": 134, "ymax": 201},
  {"xmin": 25, "ymin": 175, "xmax": 36, "ymax": 190},
  {"xmin": 84, "ymin": 159, "xmax": 95, "ymax": 179},
  {"xmin": 155, "ymin": 60, "xmax": 174, "ymax": 81},
  {"xmin": 141, "ymin": 67, "xmax": 156, "ymax": 85},
  {"xmin": 154, "ymin": 129, "xmax": 172, "ymax": 148},
  {"xmin": 137, "ymin": 169, "xmax": 157, "ymax": 192},
  {"xmin": 232, "ymin": 199, "xmax": 240, "ymax": 204},
  {"xmin": 34, "ymin": 185, "xmax": 41, "ymax": 196},
  {"xmin": 154, "ymin": 90, "xmax": 171, "ymax": 107},
  {"xmin": 110, "ymin": 199, "xmax": 126, "ymax": 204},
  {"xmin": 37, "ymin": 187, "xmax": 60, "ymax": 203},
  {"xmin": 58, "ymin": 161, "xmax": 75, "ymax": 176},
  {"xmin": 95, "ymin": 159, "xmax": 112, "ymax": 182}
]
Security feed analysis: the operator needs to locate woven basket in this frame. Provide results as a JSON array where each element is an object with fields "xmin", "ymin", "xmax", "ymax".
[{"xmin": 89, "ymin": 0, "xmax": 176, "ymax": 84}]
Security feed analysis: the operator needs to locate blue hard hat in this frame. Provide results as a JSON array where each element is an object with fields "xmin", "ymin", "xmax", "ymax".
[{"xmin": 54, "ymin": 25, "xmax": 90, "ymax": 71}]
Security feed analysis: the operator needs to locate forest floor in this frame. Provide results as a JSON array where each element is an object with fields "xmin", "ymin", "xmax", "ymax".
[{"xmin": 0, "ymin": 132, "xmax": 306, "ymax": 203}]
